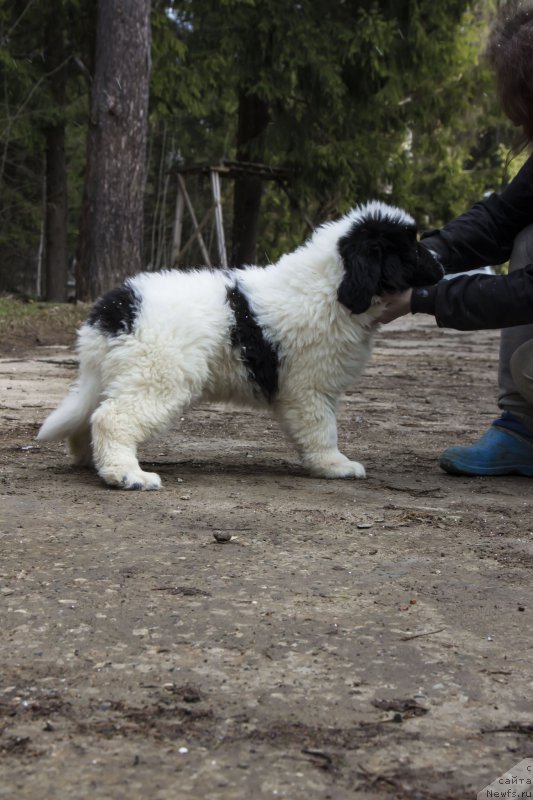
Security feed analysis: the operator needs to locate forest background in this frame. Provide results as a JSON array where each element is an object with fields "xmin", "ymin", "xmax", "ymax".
[{"xmin": 0, "ymin": 0, "xmax": 523, "ymax": 301}]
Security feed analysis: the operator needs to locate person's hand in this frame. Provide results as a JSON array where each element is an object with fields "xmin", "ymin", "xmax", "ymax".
[{"xmin": 375, "ymin": 289, "xmax": 413, "ymax": 324}]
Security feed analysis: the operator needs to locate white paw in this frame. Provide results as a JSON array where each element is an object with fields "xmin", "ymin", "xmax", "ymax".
[
  {"xmin": 308, "ymin": 455, "xmax": 366, "ymax": 480},
  {"xmin": 99, "ymin": 467, "xmax": 162, "ymax": 491}
]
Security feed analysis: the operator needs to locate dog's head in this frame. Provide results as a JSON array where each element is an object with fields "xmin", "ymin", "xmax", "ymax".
[{"xmin": 337, "ymin": 202, "xmax": 444, "ymax": 315}]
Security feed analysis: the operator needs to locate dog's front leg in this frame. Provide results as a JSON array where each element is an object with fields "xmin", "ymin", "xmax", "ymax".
[
  {"xmin": 91, "ymin": 397, "xmax": 164, "ymax": 490},
  {"xmin": 276, "ymin": 392, "xmax": 366, "ymax": 479}
]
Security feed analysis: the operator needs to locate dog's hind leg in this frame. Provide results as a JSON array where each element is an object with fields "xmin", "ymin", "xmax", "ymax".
[
  {"xmin": 68, "ymin": 426, "xmax": 93, "ymax": 467},
  {"xmin": 277, "ymin": 392, "xmax": 366, "ymax": 479},
  {"xmin": 91, "ymin": 392, "xmax": 181, "ymax": 490}
]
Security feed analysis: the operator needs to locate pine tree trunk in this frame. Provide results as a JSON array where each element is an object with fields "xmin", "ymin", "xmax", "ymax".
[
  {"xmin": 43, "ymin": 1, "xmax": 68, "ymax": 302},
  {"xmin": 76, "ymin": 0, "xmax": 151, "ymax": 301},
  {"xmin": 231, "ymin": 91, "xmax": 269, "ymax": 267}
]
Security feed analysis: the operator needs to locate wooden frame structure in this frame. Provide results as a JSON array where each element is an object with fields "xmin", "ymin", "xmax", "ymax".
[{"xmin": 171, "ymin": 160, "xmax": 291, "ymax": 268}]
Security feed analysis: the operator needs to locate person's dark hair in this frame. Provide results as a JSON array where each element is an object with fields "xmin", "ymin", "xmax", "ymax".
[{"xmin": 486, "ymin": 0, "xmax": 533, "ymax": 145}]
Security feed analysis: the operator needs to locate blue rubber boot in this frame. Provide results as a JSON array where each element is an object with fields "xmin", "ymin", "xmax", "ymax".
[{"xmin": 439, "ymin": 425, "xmax": 533, "ymax": 476}]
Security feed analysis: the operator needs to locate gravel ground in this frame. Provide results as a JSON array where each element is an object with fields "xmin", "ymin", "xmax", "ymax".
[{"xmin": 1, "ymin": 314, "xmax": 532, "ymax": 799}]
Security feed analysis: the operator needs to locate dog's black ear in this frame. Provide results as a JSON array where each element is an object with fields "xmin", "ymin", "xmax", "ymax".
[
  {"xmin": 337, "ymin": 235, "xmax": 383, "ymax": 315},
  {"xmin": 337, "ymin": 205, "xmax": 422, "ymax": 312}
]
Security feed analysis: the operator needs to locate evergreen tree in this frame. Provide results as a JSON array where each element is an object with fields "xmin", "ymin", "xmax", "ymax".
[
  {"xmin": 0, "ymin": 0, "xmax": 94, "ymax": 296},
  {"xmin": 43, "ymin": 0, "xmax": 68, "ymax": 301},
  {"xmin": 160, "ymin": 0, "xmax": 512, "ymax": 263},
  {"xmin": 76, "ymin": 0, "xmax": 151, "ymax": 301},
  {"xmin": 0, "ymin": 1, "xmax": 520, "ymax": 293}
]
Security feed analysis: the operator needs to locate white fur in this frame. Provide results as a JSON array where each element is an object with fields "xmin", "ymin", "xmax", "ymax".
[{"xmin": 38, "ymin": 202, "xmax": 412, "ymax": 490}]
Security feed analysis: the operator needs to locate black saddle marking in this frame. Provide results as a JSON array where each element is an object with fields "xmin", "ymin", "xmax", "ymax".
[
  {"xmin": 227, "ymin": 283, "xmax": 279, "ymax": 402},
  {"xmin": 88, "ymin": 283, "xmax": 140, "ymax": 336}
]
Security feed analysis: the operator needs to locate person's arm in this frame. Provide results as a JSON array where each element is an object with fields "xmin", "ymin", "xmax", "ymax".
[
  {"xmin": 378, "ymin": 265, "xmax": 533, "ymax": 330},
  {"xmin": 420, "ymin": 154, "xmax": 533, "ymax": 273},
  {"xmin": 411, "ymin": 266, "xmax": 533, "ymax": 329}
]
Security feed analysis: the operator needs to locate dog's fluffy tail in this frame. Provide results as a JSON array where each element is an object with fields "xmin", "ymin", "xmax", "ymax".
[
  {"xmin": 37, "ymin": 378, "xmax": 98, "ymax": 442},
  {"xmin": 37, "ymin": 325, "xmax": 105, "ymax": 443}
]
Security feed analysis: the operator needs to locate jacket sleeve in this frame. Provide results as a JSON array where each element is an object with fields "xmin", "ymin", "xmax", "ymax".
[
  {"xmin": 411, "ymin": 265, "xmax": 533, "ymax": 330},
  {"xmin": 420, "ymin": 154, "xmax": 533, "ymax": 273}
]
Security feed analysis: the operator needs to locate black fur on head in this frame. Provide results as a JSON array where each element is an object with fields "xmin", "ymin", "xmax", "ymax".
[{"xmin": 337, "ymin": 204, "xmax": 444, "ymax": 314}]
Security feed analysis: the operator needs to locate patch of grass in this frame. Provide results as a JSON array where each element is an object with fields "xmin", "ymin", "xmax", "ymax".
[
  {"xmin": 0, "ymin": 295, "xmax": 88, "ymax": 331},
  {"xmin": 0, "ymin": 295, "xmax": 89, "ymax": 352}
]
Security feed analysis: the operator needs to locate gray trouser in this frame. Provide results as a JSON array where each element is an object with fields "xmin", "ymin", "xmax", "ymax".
[{"xmin": 498, "ymin": 223, "xmax": 533, "ymax": 432}]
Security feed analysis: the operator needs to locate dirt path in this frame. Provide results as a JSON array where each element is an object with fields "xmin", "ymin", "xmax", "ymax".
[{"xmin": 1, "ymin": 316, "xmax": 532, "ymax": 799}]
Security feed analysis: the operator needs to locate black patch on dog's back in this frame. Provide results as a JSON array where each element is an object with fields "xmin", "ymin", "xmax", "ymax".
[
  {"xmin": 227, "ymin": 283, "xmax": 279, "ymax": 402},
  {"xmin": 88, "ymin": 283, "xmax": 140, "ymax": 336}
]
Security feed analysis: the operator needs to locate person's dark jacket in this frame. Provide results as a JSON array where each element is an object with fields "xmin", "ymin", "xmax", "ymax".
[{"xmin": 411, "ymin": 154, "xmax": 533, "ymax": 330}]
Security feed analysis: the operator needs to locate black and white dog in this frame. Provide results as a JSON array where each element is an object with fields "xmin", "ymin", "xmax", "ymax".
[{"xmin": 38, "ymin": 201, "xmax": 442, "ymax": 489}]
